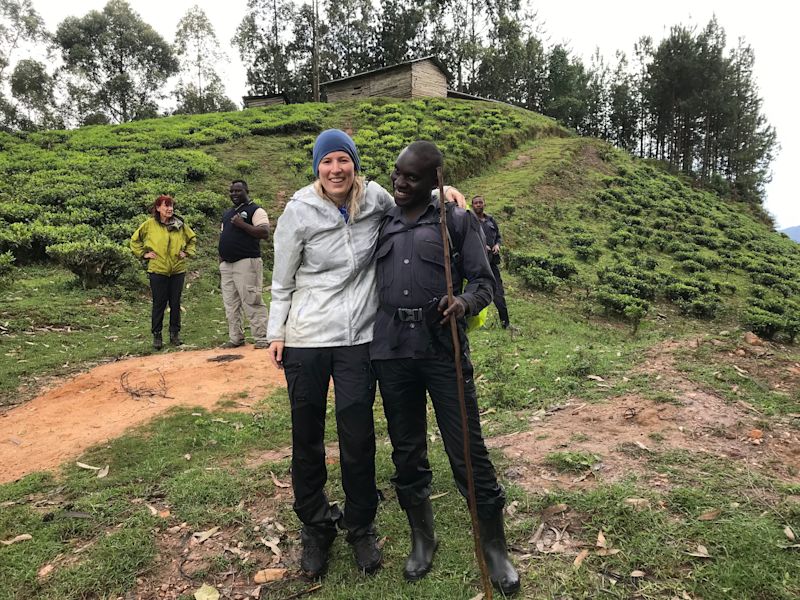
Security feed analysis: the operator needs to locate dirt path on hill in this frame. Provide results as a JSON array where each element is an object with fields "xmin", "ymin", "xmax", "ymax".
[{"xmin": 0, "ymin": 347, "xmax": 285, "ymax": 484}]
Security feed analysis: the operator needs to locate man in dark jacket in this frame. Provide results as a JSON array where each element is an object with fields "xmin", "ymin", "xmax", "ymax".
[
  {"xmin": 218, "ymin": 180, "xmax": 270, "ymax": 348},
  {"xmin": 371, "ymin": 142, "xmax": 520, "ymax": 595},
  {"xmin": 471, "ymin": 195, "xmax": 510, "ymax": 328}
]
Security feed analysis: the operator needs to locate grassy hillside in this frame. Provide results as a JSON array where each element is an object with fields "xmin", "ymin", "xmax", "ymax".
[
  {"xmin": 1, "ymin": 98, "xmax": 798, "ymax": 405},
  {"xmin": 0, "ymin": 100, "xmax": 798, "ymax": 600},
  {"xmin": 0, "ymin": 99, "xmax": 559, "ymax": 402}
]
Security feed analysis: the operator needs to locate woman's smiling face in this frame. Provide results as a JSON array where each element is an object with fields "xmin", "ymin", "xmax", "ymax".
[{"xmin": 318, "ymin": 151, "xmax": 355, "ymax": 202}]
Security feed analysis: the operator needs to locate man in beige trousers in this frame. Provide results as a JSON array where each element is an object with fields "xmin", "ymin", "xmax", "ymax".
[{"xmin": 218, "ymin": 180, "xmax": 270, "ymax": 348}]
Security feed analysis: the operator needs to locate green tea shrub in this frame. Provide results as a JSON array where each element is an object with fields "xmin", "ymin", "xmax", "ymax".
[
  {"xmin": 235, "ymin": 159, "xmax": 258, "ymax": 174},
  {"xmin": 0, "ymin": 201, "xmax": 38, "ymax": 222},
  {"xmin": 663, "ymin": 278, "xmax": 721, "ymax": 319},
  {"xmin": 593, "ymin": 288, "xmax": 649, "ymax": 330},
  {"xmin": 519, "ymin": 265, "xmax": 561, "ymax": 291},
  {"xmin": 506, "ymin": 251, "xmax": 577, "ymax": 290},
  {"xmin": 679, "ymin": 259, "xmax": 707, "ymax": 273},
  {"xmin": 46, "ymin": 240, "xmax": 133, "ymax": 288},
  {"xmin": 0, "ymin": 250, "xmax": 14, "ymax": 281},
  {"xmin": 596, "ymin": 263, "xmax": 658, "ymax": 300},
  {"xmin": 742, "ymin": 305, "xmax": 785, "ymax": 340}
]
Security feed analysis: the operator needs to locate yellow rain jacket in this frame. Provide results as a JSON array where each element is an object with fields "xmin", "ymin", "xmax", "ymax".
[{"xmin": 130, "ymin": 216, "xmax": 197, "ymax": 276}]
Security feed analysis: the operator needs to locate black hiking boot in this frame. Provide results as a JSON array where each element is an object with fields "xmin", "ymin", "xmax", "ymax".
[
  {"xmin": 403, "ymin": 499, "xmax": 438, "ymax": 581},
  {"xmin": 153, "ymin": 333, "xmax": 163, "ymax": 350},
  {"xmin": 169, "ymin": 332, "xmax": 183, "ymax": 346},
  {"xmin": 300, "ymin": 525, "xmax": 337, "ymax": 579},
  {"xmin": 347, "ymin": 524, "xmax": 382, "ymax": 574}
]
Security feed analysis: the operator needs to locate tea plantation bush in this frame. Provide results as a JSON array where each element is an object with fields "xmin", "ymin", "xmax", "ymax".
[
  {"xmin": 46, "ymin": 240, "xmax": 134, "ymax": 288},
  {"xmin": 579, "ymin": 158, "xmax": 800, "ymax": 338},
  {"xmin": 2, "ymin": 99, "xmax": 560, "ymax": 288}
]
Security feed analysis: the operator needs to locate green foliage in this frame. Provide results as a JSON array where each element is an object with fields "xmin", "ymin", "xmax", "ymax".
[
  {"xmin": 544, "ymin": 451, "xmax": 599, "ymax": 473},
  {"xmin": 55, "ymin": 0, "xmax": 180, "ymax": 123},
  {"xmin": 0, "ymin": 249, "xmax": 14, "ymax": 281},
  {"xmin": 506, "ymin": 250, "xmax": 577, "ymax": 291},
  {"xmin": 46, "ymin": 240, "xmax": 133, "ymax": 288}
]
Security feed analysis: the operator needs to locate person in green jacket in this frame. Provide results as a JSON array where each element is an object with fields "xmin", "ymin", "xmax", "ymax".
[{"xmin": 130, "ymin": 195, "xmax": 197, "ymax": 349}]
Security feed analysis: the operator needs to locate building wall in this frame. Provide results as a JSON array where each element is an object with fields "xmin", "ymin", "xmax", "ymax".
[
  {"xmin": 243, "ymin": 97, "xmax": 287, "ymax": 108},
  {"xmin": 326, "ymin": 67, "xmax": 412, "ymax": 101},
  {"xmin": 325, "ymin": 60, "xmax": 447, "ymax": 101},
  {"xmin": 411, "ymin": 60, "xmax": 448, "ymax": 98}
]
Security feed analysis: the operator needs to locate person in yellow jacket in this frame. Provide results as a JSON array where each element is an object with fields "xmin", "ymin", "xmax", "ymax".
[{"xmin": 130, "ymin": 195, "xmax": 197, "ymax": 349}]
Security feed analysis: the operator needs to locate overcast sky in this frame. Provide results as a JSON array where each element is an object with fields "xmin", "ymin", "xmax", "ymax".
[{"xmin": 34, "ymin": 0, "xmax": 798, "ymax": 229}]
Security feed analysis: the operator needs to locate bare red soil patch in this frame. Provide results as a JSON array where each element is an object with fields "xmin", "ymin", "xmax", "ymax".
[
  {"xmin": 0, "ymin": 347, "xmax": 284, "ymax": 483},
  {"xmin": 490, "ymin": 338, "xmax": 800, "ymax": 494}
]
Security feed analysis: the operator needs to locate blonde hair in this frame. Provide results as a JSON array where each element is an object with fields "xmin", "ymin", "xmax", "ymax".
[{"xmin": 314, "ymin": 175, "xmax": 366, "ymax": 221}]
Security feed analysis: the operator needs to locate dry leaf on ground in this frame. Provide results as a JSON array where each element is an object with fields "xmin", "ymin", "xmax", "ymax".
[
  {"xmin": 37, "ymin": 564, "xmax": 54, "ymax": 579},
  {"xmin": 193, "ymin": 583, "xmax": 220, "ymax": 600},
  {"xmin": 573, "ymin": 549, "xmax": 590, "ymax": 568},
  {"xmin": 541, "ymin": 503, "xmax": 569, "ymax": 521},
  {"xmin": 623, "ymin": 498, "xmax": 650, "ymax": 510},
  {"xmin": 253, "ymin": 568, "xmax": 287, "ymax": 583},
  {"xmin": 270, "ymin": 471, "xmax": 290, "ymax": 488},
  {"xmin": 630, "ymin": 570, "xmax": 646, "ymax": 578},
  {"xmin": 76, "ymin": 461, "xmax": 100, "ymax": 471},
  {"xmin": 596, "ymin": 530, "xmax": 608, "ymax": 548},
  {"xmin": 1, "ymin": 534, "xmax": 32, "ymax": 545},
  {"xmin": 260, "ymin": 537, "xmax": 282, "ymax": 561},
  {"xmin": 96, "ymin": 465, "xmax": 109, "ymax": 479},
  {"xmin": 698, "ymin": 508, "xmax": 721, "ymax": 521},
  {"xmin": 785, "ymin": 526, "xmax": 796, "ymax": 541},
  {"xmin": 686, "ymin": 544, "xmax": 711, "ymax": 558},
  {"xmin": 193, "ymin": 526, "xmax": 221, "ymax": 544}
]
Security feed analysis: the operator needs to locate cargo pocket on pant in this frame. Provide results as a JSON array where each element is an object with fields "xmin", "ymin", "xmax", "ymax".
[
  {"xmin": 245, "ymin": 285, "xmax": 263, "ymax": 306},
  {"xmin": 283, "ymin": 352, "xmax": 307, "ymax": 410}
]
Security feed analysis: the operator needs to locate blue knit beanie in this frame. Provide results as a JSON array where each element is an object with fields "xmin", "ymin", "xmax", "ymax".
[{"xmin": 312, "ymin": 129, "xmax": 361, "ymax": 177}]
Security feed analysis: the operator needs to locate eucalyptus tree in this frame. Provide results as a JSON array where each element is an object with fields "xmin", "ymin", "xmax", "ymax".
[
  {"xmin": 173, "ymin": 5, "xmax": 235, "ymax": 113},
  {"xmin": 233, "ymin": 0, "xmax": 295, "ymax": 94},
  {"xmin": 55, "ymin": 0, "xmax": 179, "ymax": 123},
  {"xmin": 0, "ymin": 0, "xmax": 49, "ymax": 128}
]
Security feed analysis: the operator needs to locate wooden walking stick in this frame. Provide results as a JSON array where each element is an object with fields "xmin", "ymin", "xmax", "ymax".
[{"xmin": 437, "ymin": 167, "xmax": 493, "ymax": 600}]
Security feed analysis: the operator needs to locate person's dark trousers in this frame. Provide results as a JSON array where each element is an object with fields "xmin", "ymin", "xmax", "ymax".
[
  {"xmin": 490, "ymin": 261, "xmax": 510, "ymax": 326},
  {"xmin": 149, "ymin": 272, "xmax": 185, "ymax": 336},
  {"xmin": 373, "ymin": 356, "xmax": 505, "ymax": 519},
  {"xmin": 283, "ymin": 344, "xmax": 379, "ymax": 535}
]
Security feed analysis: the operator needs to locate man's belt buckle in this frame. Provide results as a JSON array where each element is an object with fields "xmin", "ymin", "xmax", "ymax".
[{"xmin": 397, "ymin": 307, "xmax": 423, "ymax": 322}]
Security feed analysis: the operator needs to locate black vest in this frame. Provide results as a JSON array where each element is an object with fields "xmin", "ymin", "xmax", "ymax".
[{"xmin": 219, "ymin": 202, "xmax": 262, "ymax": 262}]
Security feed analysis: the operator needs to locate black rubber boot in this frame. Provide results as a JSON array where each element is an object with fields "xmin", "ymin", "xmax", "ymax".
[
  {"xmin": 169, "ymin": 331, "xmax": 183, "ymax": 346},
  {"xmin": 300, "ymin": 525, "xmax": 337, "ymax": 579},
  {"xmin": 403, "ymin": 499, "xmax": 438, "ymax": 581},
  {"xmin": 479, "ymin": 512, "xmax": 520, "ymax": 595},
  {"xmin": 152, "ymin": 333, "xmax": 163, "ymax": 350},
  {"xmin": 347, "ymin": 523, "xmax": 382, "ymax": 574}
]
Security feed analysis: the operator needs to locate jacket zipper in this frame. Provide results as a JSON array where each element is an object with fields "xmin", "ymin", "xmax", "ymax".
[{"xmin": 344, "ymin": 222, "xmax": 356, "ymax": 346}]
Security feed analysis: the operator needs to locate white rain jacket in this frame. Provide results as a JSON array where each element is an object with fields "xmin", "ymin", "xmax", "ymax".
[{"xmin": 267, "ymin": 181, "xmax": 394, "ymax": 347}]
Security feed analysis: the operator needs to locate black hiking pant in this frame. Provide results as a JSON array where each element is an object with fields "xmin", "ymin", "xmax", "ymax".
[
  {"xmin": 372, "ymin": 356, "xmax": 505, "ymax": 519},
  {"xmin": 490, "ymin": 261, "xmax": 509, "ymax": 326},
  {"xmin": 149, "ymin": 272, "xmax": 185, "ymax": 335},
  {"xmin": 283, "ymin": 343, "xmax": 379, "ymax": 536}
]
